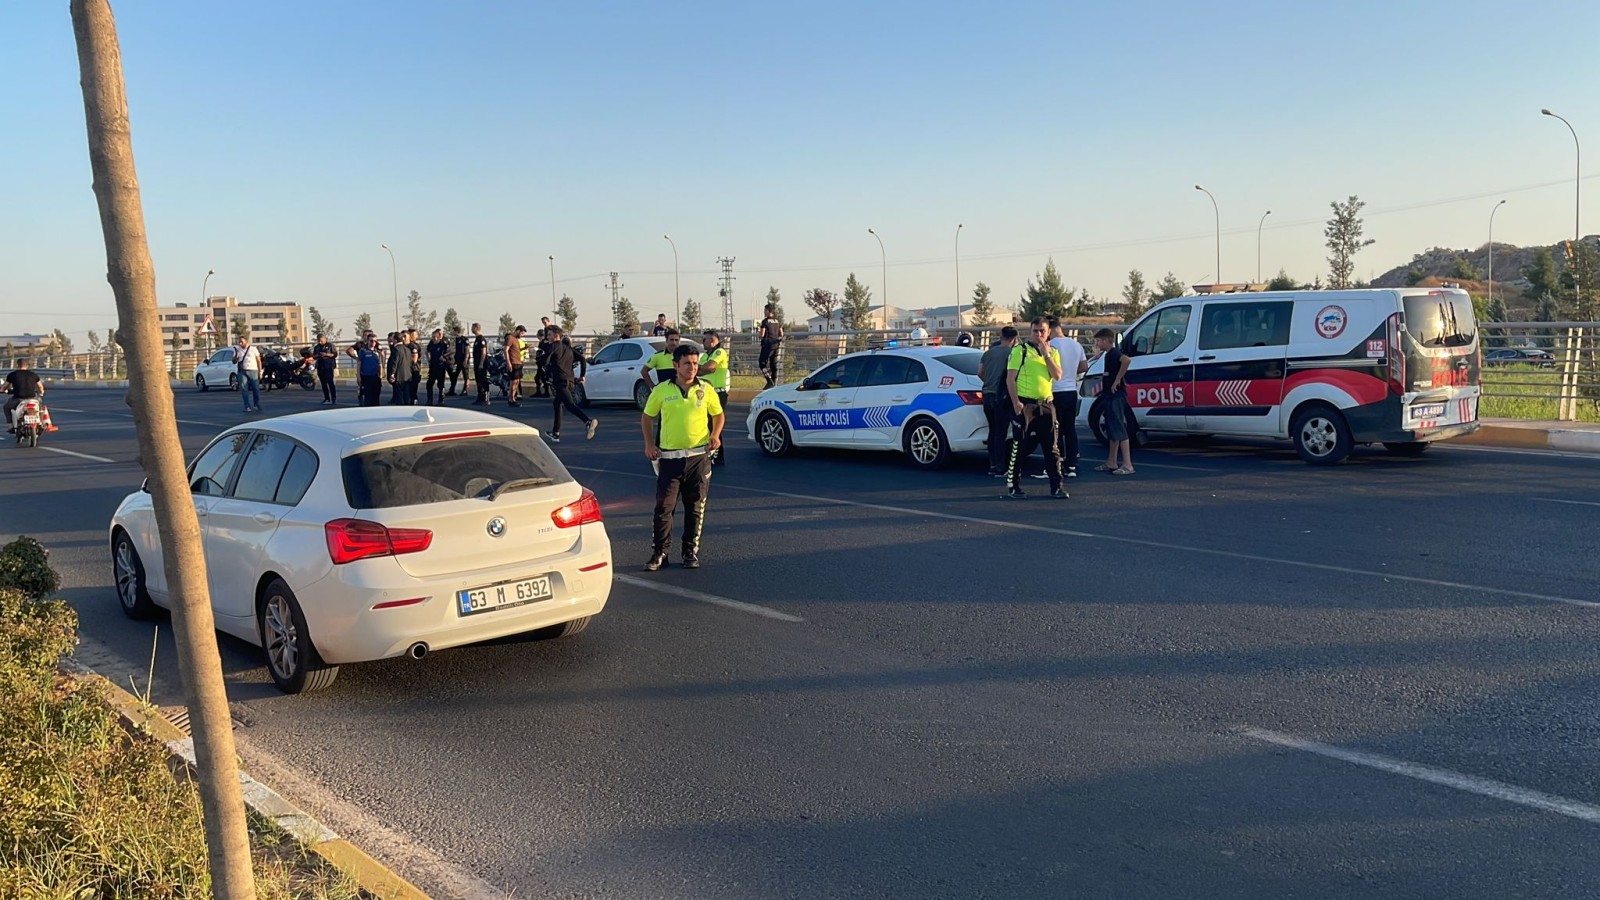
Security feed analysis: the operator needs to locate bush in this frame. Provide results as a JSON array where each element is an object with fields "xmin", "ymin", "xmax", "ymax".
[{"xmin": 0, "ymin": 536, "xmax": 62, "ymax": 599}]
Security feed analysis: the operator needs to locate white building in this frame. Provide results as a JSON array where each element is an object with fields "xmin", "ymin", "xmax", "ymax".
[{"xmin": 156, "ymin": 295, "xmax": 306, "ymax": 350}]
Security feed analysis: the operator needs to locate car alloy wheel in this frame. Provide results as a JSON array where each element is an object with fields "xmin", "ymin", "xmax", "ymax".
[
  {"xmin": 1291, "ymin": 404, "xmax": 1352, "ymax": 466},
  {"xmin": 634, "ymin": 381, "xmax": 652, "ymax": 410},
  {"xmin": 903, "ymin": 418, "xmax": 951, "ymax": 469},
  {"xmin": 195, "ymin": 374, "xmax": 208, "ymax": 392},
  {"xmin": 228, "ymin": 373, "xmax": 240, "ymax": 391},
  {"xmin": 259, "ymin": 579, "xmax": 338, "ymax": 694},
  {"xmin": 112, "ymin": 531, "xmax": 157, "ymax": 619},
  {"xmin": 757, "ymin": 412, "xmax": 792, "ymax": 456}
]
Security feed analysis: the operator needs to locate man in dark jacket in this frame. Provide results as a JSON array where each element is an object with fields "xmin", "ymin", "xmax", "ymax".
[
  {"xmin": 471, "ymin": 322, "xmax": 491, "ymax": 405},
  {"xmin": 425, "ymin": 328, "xmax": 450, "ymax": 405},
  {"xmin": 312, "ymin": 333, "xmax": 339, "ymax": 404},
  {"xmin": 448, "ymin": 326, "xmax": 468, "ymax": 395},
  {"xmin": 543, "ymin": 325, "xmax": 596, "ymax": 442}
]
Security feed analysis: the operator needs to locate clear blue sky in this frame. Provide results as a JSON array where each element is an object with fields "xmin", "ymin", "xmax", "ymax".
[{"xmin": 4, "ymin": 0, "xmax": 1598, "ymax": 343}]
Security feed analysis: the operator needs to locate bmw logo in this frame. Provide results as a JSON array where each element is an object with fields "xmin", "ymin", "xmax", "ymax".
[{"xmin": 486, "ymin": 517, "xmax": 507, "ymax": 538}]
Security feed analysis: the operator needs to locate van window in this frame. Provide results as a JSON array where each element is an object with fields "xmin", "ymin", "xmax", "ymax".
[
  {"xmin": 1125, "ymin": 305, "xmax": 1192, "ymax": 356},
  {"xmin": 1404, "ymin": 294, "xmax": 1476, "ymax": 348},
  {"xmin": 1199, "ymin": 301, "xmax": 1293, "ymax": 350}
]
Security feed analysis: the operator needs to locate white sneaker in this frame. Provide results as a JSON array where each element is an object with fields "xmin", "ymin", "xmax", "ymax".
[{"xmin": 586, "ymin": 419, "xmax": 599, "ymax": 440}]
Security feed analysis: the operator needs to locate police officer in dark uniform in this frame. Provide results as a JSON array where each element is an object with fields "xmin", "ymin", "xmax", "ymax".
[
  {"xmin": 448, "ymin": 326, "xmax": 468, "ymax": 395},
  {"xmin": 425, "ymin": 328, "xmax": 450, "ymax": 405},
  {"xmin": 640, "ymin": 344, "xmax": 725, "ymax": 571},
  {"xmin": 471, "ymin": 322, "xmax": 491, "ymax": 405}
]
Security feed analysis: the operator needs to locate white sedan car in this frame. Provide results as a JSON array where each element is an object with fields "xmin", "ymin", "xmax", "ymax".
[
  {"xmin": 576, "ymin": 336, "xmax": 704, "ymax": 409},
  {"xmin": 747, "ymin": 345, "xmax": 987, "ymax": 468},
  {"xmin": 110, "ymin": 407, "xmax": 613, "ymax": 693},
  {"xmin": 194, "ymin": 348, "xmax": 240, "ymax": 391}
]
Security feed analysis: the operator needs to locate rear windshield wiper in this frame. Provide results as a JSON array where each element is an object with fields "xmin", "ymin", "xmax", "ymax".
[{"xmin": 490, "ymin": 477, "xmax": 554, "ymax": 501}]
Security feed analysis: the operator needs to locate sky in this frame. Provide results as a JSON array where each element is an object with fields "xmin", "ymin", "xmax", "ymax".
[{"xmin": 4, "ymin": 0, "xmax": 1599, "ymax": 344}]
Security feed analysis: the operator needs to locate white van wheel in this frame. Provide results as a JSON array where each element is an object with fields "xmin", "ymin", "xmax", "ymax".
[{"xmin": 1291, "ymin": 405, "xmax": 1352, "ymax": 465}]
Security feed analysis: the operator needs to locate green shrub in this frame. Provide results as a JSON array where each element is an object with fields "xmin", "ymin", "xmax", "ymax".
[{"xmin": 0, "ymin": 536, "xmax": 62, "ymax": 599}]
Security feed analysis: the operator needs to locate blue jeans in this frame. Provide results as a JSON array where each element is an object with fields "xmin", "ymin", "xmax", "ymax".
[{"xmin": 241, "ymin": 371, "xmax": 261, "ymax": 410}]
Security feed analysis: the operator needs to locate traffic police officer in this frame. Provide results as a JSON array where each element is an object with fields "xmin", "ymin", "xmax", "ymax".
[
  {"xmin": 640, "ymin": 344, "xmax": 725, "ymax": 571},
  {"xmin": 700, "ymin": 329, "xmax": 730, "ymax": 466},
  {"xmin": 1005, "ymin": 316, "xmax": 1068, "ymax": 500},
  {"xmin": 645, "ymin": 329, "xmax": 681, "ymax": 386}
]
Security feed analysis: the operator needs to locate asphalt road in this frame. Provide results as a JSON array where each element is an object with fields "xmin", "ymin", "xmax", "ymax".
[{"xmin": 6, "ymin": 383, "xmax": 1600, "ymax": 899}]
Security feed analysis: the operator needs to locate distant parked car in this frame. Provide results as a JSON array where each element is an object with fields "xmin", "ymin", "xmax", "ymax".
[
  {"xmin": 194, "ymin": 348, "xmax": 239, "ymax": 391},
  {"xmin": 1485, "ymin": 348, "xmax": 1556, "ymax": 368}
]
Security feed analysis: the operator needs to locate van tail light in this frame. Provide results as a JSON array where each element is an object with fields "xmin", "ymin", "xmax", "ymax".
[
  {"xmin": 325, "ymin": 518, "xmax": 434, "ymax": 565},
  {"xmin": 552, "ymin": 488, "xmax": 602, "ymax": 529},
  {"xmin": 956, "ymin": 390, "xmax": 984, "ymax": 405},
  {"xmin": 1385, "ymin": 313, "xmax": 1405, "ymax": 396}
]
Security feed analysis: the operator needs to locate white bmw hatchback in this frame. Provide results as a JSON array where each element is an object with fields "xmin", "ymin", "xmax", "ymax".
[
  {"xmin": 747, "ymin": 345, "xmax": 988, "ymax": 468},
  {"xmin": 109, "ymin": 407, "xmax": 613, "ymax": 693}
]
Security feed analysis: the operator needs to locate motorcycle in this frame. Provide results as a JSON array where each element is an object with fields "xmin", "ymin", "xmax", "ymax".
[
  {"xmin": 485, "ymin": 350, "xmax": 513, "ymax": 399},
  {"xmin": 13, "ymin": 398, "xmax": 42, "ymax": 447},
  {"xmin": 260, "ymin": 349, "xmax": 316, "ymax": 391}
]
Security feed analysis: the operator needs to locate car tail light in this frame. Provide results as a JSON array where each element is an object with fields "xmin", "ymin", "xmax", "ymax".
[
  {"xmin": 956, "ymin": 390, "xmax": 984, "ymax": 405},
  {"xmin": 1385, "ymin": 313, "xmax": 1405, "ymax": 396},
  {"xmin": 552, "ymin": 488, "xmax": 602, "ymax": 529},
  {"xmin": 325, "ymin": 518, "xmax": 434, "ymax": 565}
]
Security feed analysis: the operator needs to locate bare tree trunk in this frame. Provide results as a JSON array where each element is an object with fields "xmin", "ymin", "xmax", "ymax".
[{"xmin": 69, "ymin": 3, "xmax": 257, "ymax": 897}]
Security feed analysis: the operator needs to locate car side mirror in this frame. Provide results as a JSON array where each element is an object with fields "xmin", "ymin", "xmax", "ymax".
[{"xmin": 140, "ymin": 478, "xmax": 150, "ymax": 494}]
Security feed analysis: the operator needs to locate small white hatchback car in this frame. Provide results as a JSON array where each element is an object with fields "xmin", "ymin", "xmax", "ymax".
[{"xmin": 109, "ymin": 407, "xmax": 612, "ymax": 693}]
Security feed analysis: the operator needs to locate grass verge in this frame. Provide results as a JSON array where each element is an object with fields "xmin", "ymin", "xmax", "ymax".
[{"xmin": 1479, "ymin": 366, "xmax": 1600, "ymax": 423}]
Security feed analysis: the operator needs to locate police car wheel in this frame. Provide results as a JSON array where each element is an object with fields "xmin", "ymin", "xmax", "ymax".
[
  {"xmin": 902, "ymin": 417, "xmax": 951, "ymax": 469},
  {"xmin": 1291, "ymin": 404, "xmax": 1352, "ymax": 465},
  {"xmin": 1382, "ymin": 441, "xmax": 1430, "ymax": 456},
  {"xmin": 634, "ymin": 381, "xmax": 652, "ymax": 410},
  {"xmin": 756, "ymin": 412, "xmax": 793, "ymax": 457}
]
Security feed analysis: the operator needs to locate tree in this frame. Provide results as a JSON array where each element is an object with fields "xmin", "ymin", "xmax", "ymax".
[
  {"xmin": 969, "ymin": 282, "xmax": 995, "ymax": 326},
  {"xmin": 498, "ymin": 311, "xmax": 516, "ymax": 336},
  {"xmin": 87, "ymin": 330, "xmax": 102, "ymax": 354},
  {"xmin": 555, "ymin": 294, "xmax": 578, "ymax": 333},
  {"xmin": 105, "ymin": 326, "xmax": 119, "ymax": 358},
  {"xmin": 1152, "ymin": 271, "xmax": 1188, "ymax": 303},
  {"xmin": 1018, "ymin": 258, "xmax": 1073, "ymax": 320},
  {"xmin": 1451, "ymin": 256, "xmax": 1480, "ymax": 281},
  {"xmin": 1404, "ymin": 265, "xmax": 1428, "ymax": 286},
  {"xmin": 840, "ymin": 273, "xmax": 875, "ymax": 331},
  {"xmin": 170, "ymin": 329, "xmax": 183, "ymax": 352},
  {"xmin": 352, "ymin": 312, "xmax": 372, "ymax": 337},
  {"xmin": 404, "ymin": 290, "xmax": 438, "ymax": 333},
  {"xmin": 1556, "ymin": 241, "xmax": 1599, "ymax": 321},
  {"xmin": 764, "ymin": 286, "xmax": 784, "ymax": 324},
  {"xmin": 230, "ymin": 314, "xmax": 247, "ymax": 343},
  {"xmin": 681, "ymin": 298, "xmax": 702, "ymax": 332},
  {"xmin": 1268, "ymin": 269, "xmax": 1306, "ymax": 292},
  {"xmin": 50, "ymin": 328, "xmax": 74, "ymax": 356},
  {"xmin": 308, "ymin": 305, "xmax": 340, "ymax": 341},
  {"xmin": 1533, "ymin": 292, "xmax": 1559, "ymax": 345},
  {"xmin": 442, "ymin": 307, "xmax": 463, "ymax": 336},
  {"xmin": 276, "ymin": 314, "xmax": 289, "ymax": 345},
  {"xmin": 803, "ymin": 287, "xmax": 839, "ymax": 329},
  {"xmin": 70, "ymin": 3, "xmax": 256, "ymax": 896},
  {"xmin": 612, "ymin": 299, "xmax": 639, "ymax": 335},
  {"xmin": 1120, "ymin": 270, "xmax": 1150, "ymax": 323},
  {"xmin": 1325, "ymin": 195, "xmax": 1375, "ymax": 289},
  {"xmin": 1523, "ymin": 247, "xmax": 1559, "ymax": 302}
]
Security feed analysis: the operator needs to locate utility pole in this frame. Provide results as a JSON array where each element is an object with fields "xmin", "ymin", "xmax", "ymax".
[
  {"xmin": 717, "ymin": 256, "xmax": 737, "ymax": 331},
  {"xmin": 607, "ymin": 271, "xmax": 624, "ymax": 331}
]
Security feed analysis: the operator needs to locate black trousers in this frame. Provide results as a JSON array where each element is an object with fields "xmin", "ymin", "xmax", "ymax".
[
  {"xmin": 448, "ymin": 362, "xmax": 465, "ymax": 393},
  {"xmin": 474, "ymin": 365, "xmax": 489, "ymax": 403},
  {"xmin": 759, "ymin": 342, "xmax": 781, "ymax": 385},
  {"xmin": 394, "ymin": 379, "xmax": 417, "ymax": 405},
  {"xmin": 1007, "ymin": 398, "xmax": 1062, "ymax": 491},
  {"xmin": 317, "ymin": 364, "xmax": 336, "ymax": 402},
  {"xmin": 427, "ymin": 367, "xmax": 447, "ymax": 404},
  {"xmin": 358, "ymin": 375, "xmax": 382, "ymax": 407},
  {"xmin": 711, "ymin": 389, "xmax": 728, "ymax": 465},
  {"xmin": 652, "ymin": 453, "xmax": 711, "ymax": 556},
  {"xmin": 550, "ymin": 381, "xmax": 590, "ymax": 436},
  {"xmin": 982, "ymin": 392, "xmax": 1012, "ymax": 473},
  {"xmin": 1053, "ymin": 390, "xmax": 1079, "ymax": 471}
]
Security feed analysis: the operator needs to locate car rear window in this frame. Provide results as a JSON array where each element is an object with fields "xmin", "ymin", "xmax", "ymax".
[
  {"xmin": 1403, "ymin": 293, "xmax": 1476, "ymax": 348},
  {"xmin": 342, "ymin": 433, "xmax": 574, "ymax": 509},
  {"xmin": 932, "ymin": 352, "xmax": 980, "ymax": 376}
]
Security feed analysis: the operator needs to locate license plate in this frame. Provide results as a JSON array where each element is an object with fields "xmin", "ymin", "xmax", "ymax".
[
  {"xmin": 1411, "ymin": 403, "xmax": 1444, "ymax": 419},
  {"xmin": 457, "ymin": 574, "xmax": 553, "ymax": 616}
]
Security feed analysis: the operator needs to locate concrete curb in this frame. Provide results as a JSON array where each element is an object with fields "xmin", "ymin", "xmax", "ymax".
[
  {"xmin": 1451, "ymin": 421, "xmax": 1600, "ymax": 455},
  {"xmin": 62, "ymin": 660, "xmax": 430, "ymax": 900}
]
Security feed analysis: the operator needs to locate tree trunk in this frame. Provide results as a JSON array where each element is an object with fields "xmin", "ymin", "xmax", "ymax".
[{"xmin": 69, "ymin": 3, "xmax": 257, "ymax": 897}]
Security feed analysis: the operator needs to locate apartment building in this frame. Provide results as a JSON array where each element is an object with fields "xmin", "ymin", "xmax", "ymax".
[{"xmin": 157, "ymin": 295, "xmax": 305, "ymax": 349}]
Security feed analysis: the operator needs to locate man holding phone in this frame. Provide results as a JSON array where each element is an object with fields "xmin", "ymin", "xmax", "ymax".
[{"xmin": 1004, "ymin": 317, "xmax": 1067, "ymax": 500}]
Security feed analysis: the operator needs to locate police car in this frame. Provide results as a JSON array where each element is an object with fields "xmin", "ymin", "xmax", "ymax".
[{"xmin": 747, "ymin": 344, "xmax": 986, "ymax": 469}]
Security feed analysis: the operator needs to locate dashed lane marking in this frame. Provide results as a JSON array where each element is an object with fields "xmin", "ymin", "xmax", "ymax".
[
  {"xmin": 1532, "ymin": 497, "xmax": 1600, "ymax": 508},
  {"xmin": 614, "ymin": 573, "xmax": 803, "ymax": 622},
  {"xmin": 570, "ymin": 465, "xmax": 1600, "ymax": 610},
  {"xmin": 39, "ymin": 446, "xmax": 117, "ymax": 464},
  {"xmin": 1241, "ymin": 727, "xmax": 1600, "ymax": 826}
]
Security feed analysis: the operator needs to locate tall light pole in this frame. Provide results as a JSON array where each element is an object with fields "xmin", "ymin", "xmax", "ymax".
[
  {"xmin": 1195, "ymin": 185, "xmax": 1220, "ymax": 286},
  {"xmin": 868, "ymin": 227, "xmax": 886, "ymax": 330},
  {"xmin": 954, "ymin": 223, "xmax": 964, "ymax": 326},
  {"xmin": 548, "ymin": 255, "xmax": 557, "ymax": 313},
  {"xmin": 202, "ymin": 268, "xmax": 214, "ymax": 351},
  {"xmin": 380, "ymin": 243, "xmax": 399, "ymax": 331},
  {"xmin": 1488, "ymin": 199, "xmax": 1507, "ymax": 309},
  {"xmin": 662, "ymin": 234, "xmax": 680, "ymax": 326},
  {"xmin": 1541, "ymin": 109, "xmax": 1582, "ymax": 246},
  {"xmin": 1256, "ymin": 210, "xmax": 1272, "ymax": 284}
]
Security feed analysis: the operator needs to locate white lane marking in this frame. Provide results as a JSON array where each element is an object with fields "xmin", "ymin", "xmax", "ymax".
[
  {"xmin": 1533, "ymin": 497, "xmax": 1600, "ymax": 508},
  {"xmin": 571, "ymin": 465, "xmax": 1600, "ymax": 609},
  {"xmin": 40, "ymin": 446, "xmax": 117, "ymax": 464},
  {"xmin": 1241, "ymin": 727, "xmax": 1600, "ymax": 825},
  {"xmin": 614, "ymin": 573, "xmax": 803, "ymax": 622},
  {"xmin": 1115, "ymin": 461, "xmax": 1214, "ymax": 473},
  {"xmin": 1438, "ymin": 444, "xmax": 1600, "ymax": 461},
  {"xmin": 50, "ymin": 408, "xmax": 227, "ymax": 428}
]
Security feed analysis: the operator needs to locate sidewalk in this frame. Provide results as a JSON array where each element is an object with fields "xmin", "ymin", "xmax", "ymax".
[{"xmin": 1452, "ymin": 418, "xmax": 1600, "ymax": 454}]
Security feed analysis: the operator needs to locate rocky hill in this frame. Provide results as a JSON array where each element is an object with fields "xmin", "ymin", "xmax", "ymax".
[{"xmin": 1371, "ymin": 236, "xmax": 1598, "ymax": 304}]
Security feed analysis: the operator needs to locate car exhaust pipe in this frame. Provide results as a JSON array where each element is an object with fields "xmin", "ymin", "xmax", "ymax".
[{"xmin": 407, "ymin": 642, "xmax": 429, "ymax": 660}]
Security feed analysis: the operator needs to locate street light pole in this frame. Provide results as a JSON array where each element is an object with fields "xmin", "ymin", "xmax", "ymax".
[
  {"xmin": 202, "ymin": 268, "xmax": 214, "ymax": 351},
  {"xmin": 868, "ymin": 228, "xmax": 886, "ymax": 331},
  {"xmin": 1488, "ymin": 200, "xmax": 1507, "ymax": 309},
  {"xmin": 954, "ymin": 223, "xmax": 964, "ymax": 327},
  {"xmin": 1256, "ymin": 210, "xmax": 1272, "ymax": 284},
  {"xmin": 1542, "ymin": 109, "xmax": 1582, "ymax": 246},
  {"xmin": 1195, "ymin": 185, "xmax": 1220, "ymax": 286},
  {"xmin": 380, "ymin": 244, "xmax": 399, "ymax": 331},
  {"xmin": 663, "ymin": 234, "xmax": 679, "ymax": 326}
]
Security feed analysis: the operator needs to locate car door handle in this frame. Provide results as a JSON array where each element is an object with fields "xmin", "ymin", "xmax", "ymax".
[
  {"xmin": 889, "ymin": 396, "xmax": 909, "ymax": 403},
  {"xmin": 253, "ymin": 512, "xmax": 277, "ymax": 525},
  {"xmin": 1197, "ymin": 355, "xmax": 1216, "ymax": 361},
  {"xmin": 1172, "ymin": 357, "xmax": 1190, "ymax": 363}
]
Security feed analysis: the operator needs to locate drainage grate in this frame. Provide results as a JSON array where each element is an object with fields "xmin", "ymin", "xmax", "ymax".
[{"xmin": 159, "ymin": 707, "xmax": 192, "ymax": 736}]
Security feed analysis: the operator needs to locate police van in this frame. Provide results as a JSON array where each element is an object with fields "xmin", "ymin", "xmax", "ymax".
[{"xmin": 1079, "ymin": 288, "xmax": 1480, "ymax": 464}]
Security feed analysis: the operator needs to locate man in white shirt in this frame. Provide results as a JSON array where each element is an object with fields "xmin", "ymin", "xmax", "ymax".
[
  {"xmin": 233, "ymin": 335, "xmax": 263, "ymax": 413},
  {"xmin": 1047, "ymin": 317, "xmax": 1088, "ymax": 477}
]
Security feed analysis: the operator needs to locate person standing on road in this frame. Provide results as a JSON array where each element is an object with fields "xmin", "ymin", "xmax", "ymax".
[
  {"xmin": 758, "ymin": 303, "xmax": 783, "ymax": 388},
  {"xmin": 1093, "ymin": 327, "xmax": 1134, "ymax": 476},
  {"xmin": 1048, "ymin": 319, "xmax": 1089, "ymax": 479},
  {"xmin": 1004, "ymin": 317, "xmax": 1066, "ymax": 500},
  {"xmin": 700, "ymin": 329, "xmax": 730, "ymax": 467},
  {"xmin": 233, "ymin": 335, "xmax": 263, "ymax": 413},
  {"xmin": 979, "ymin": 326, "xmax": 1019, "ymax": 477},
  {"xmin": 646, "ymin": 330, "xmax": 681, "ymax": 387},
  {"xmin": 533, "ymin": 323, "xmax": 553, "ymax": 398},
  {"xmin": 471, "ymin": 323, "xmax": 491, "ymax": 406},
  {"xmin": 425, "ymin": 328, "xmax": 450, "ymax": 405},
  {"xmin": 347, "ymin": 331, "xmax": 384, "ymax": 406},
  {"xmin": 651, "ymin": 313, "xmax": 670, "ymax": 337},
  {"xmin": 543, "ymin": 324, "xmax": 596, "ymax": 443},
  {"xmin": 449, "ymin": 326, "xmax": 468, "ymax": 396},
  {"xmin": 641, "ymin": 344, "xmax": 724, "ymax": 571},
  {"xmin": 390, "ymin": 330, "xmax": 419, "ymax": 405},
  {"xmin": 505, "ymin": 326, "xmax": 527, "ymax": 407},
  {"xmin": 313, "ymin": 333, "xmax": 339, "ymax": 404}
]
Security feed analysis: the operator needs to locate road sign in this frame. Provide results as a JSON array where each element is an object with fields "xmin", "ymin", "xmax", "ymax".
[{"xmin": 196, "ymin": 315, "xmax": 217, "ymax": 336}]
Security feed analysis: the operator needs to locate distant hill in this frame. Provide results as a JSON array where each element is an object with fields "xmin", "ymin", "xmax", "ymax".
[{"xmin": 1371, "ymin": 235, "xmax": 1598, "ymax": 309}]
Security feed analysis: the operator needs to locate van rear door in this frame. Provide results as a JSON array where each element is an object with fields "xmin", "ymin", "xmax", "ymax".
[{"xmin": 1398, "ymin": 290, "xmax": 1480, "ymax": 432}]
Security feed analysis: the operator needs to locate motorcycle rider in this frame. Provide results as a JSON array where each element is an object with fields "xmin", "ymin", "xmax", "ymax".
[{"xmin": 4, "ymin": 359, "xmax": 46, "ymax": 433}]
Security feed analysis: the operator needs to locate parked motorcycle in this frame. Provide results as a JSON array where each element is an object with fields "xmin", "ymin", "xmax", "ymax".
[{"xmin": 260, "ymin": 349, "xmax": 316, "ymax": 391}]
